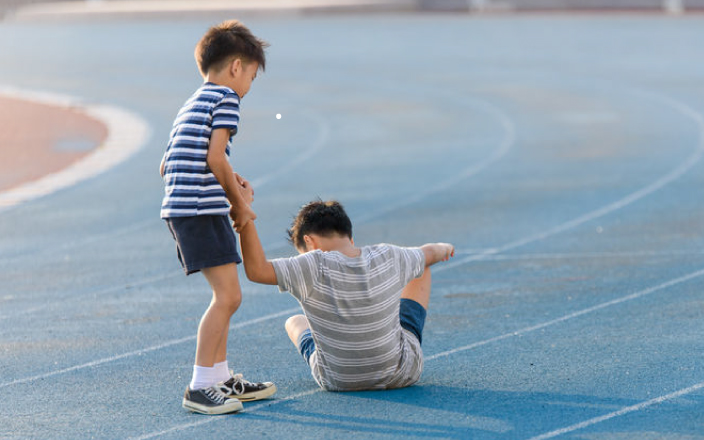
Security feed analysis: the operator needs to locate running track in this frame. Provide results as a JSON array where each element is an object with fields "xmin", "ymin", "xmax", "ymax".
[{"xmin": 1, "ymin": 13, "xmax": 704, "ymax": 440}]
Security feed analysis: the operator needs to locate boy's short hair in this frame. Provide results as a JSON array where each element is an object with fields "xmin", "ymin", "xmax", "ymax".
[
  {"xmin": 288, "ymin": 200, "xmax": 353, "ymax": 251},
  {"xmin": 195, "ymin": 20, "xmax": 269, "ymax": 77}
]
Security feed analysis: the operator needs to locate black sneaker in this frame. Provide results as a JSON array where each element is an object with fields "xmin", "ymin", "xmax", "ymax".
[
  {"xmin": 216, "ymin": 372, "xmax": 277, "ymax": 402},
  {"xmin": 182, "ymin": 386, "xmax": 244, "ymax": 415}
]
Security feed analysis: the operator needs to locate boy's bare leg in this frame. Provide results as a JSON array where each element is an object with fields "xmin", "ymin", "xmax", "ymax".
[
  {"xmin": 285, "ymin": 314, "xmax": 310, "ymax": 348},
  {"xmin": 198, "ymin": 263, "xmax": 243, "ymax": 367},
  {"xmin": 400, "ymin": 268, "xmax": 432, "ymax": 309}
]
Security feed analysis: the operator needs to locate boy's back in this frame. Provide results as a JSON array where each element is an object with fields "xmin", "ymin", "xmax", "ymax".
[{"xmin": 271, "ymin": 243, "xmax": 426, "ymax": 391}]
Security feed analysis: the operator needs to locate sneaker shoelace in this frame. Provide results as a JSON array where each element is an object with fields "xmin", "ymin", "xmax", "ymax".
[
  {"xmin": 228, "ymin": 373, "xmax": 257, "ymax": 395},
  {"xmin": 203, "ymin": 387, "xmax": 229, "ymax": 404}
]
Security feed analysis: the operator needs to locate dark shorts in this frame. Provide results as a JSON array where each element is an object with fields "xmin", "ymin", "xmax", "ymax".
[
  {"xmin": 164, "ymin": 215, "xmax": 242, "ymax": 275},
  {"xmin": 399, "ymin": 298, "xmax": 427, "ymax": 344},
  {"xmin": 296, "ymin": 298, "xmax": 427, "ymax": 365}
]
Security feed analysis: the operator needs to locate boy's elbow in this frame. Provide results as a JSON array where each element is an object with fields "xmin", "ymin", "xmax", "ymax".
[
  {"xmin": 244, "ymin": 263, "xmax": 276, "ymax": 285},
  {"xmin": 206, "ymin": 154, "xmax": 222, "ymax": 171},
  {"xmin": 243, "ymin": 264, "xmax": 260, "ymax": 283}
]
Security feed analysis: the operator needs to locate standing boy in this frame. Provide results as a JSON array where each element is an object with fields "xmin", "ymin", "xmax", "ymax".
[
  {"xmin": 238, "ymin": 197, "xmax": 455, "ymax": 391},
  {"xmin": 160, "ymin": 20, "xmax": 276, "ymax": 415}
]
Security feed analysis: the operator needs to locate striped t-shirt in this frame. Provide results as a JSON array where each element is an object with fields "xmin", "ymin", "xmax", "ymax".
[
  {"xmin": 271, "ymin": 244, "xmax": 426, "ymax": 391},
  {"xmin": 160, "ymin": 83, "xmax": 240, "ymax": 218}
]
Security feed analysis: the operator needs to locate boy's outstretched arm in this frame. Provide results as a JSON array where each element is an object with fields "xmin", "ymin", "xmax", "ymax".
[
  {"xmin": 420, "ymin": 243, "xmax": 455, "ymax": 267},
  {"xmin": 239, "ymin": 221, "xmax": 278, "ymax": 285}
]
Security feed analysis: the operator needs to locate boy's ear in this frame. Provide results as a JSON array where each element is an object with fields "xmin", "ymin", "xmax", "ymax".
[
  {"xmin": 303, "ymin": 234, "xmax": 317, "ymax": 251},
  {"xmin": 230, "ymin": 58, "xmax": 242, "ymax": 77}
]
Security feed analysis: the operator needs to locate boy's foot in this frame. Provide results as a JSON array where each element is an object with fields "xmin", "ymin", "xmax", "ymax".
[
  {"xmin": 182, "ymin": 386, "xmax": 244, "ymax": 415},
  {"xmin": 216, "ymin": 372, "xmax": 277, "ymax": 402}
]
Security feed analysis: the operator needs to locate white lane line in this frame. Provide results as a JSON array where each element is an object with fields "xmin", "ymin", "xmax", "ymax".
[
  {"xmin": 526, "ymin": 381, "xmax": 704, "ymax": 440},
  {"xmin": 436, "ymin": 90, "xmax": 704, "ymax": 274},
  {"xmin": 354, "ymin": 98, "xmax": 515, "ymax": 224},
  {"xmin": 0, "ymin": 86, "xmax": 150, "ymax": 212},
  {"xmin": 0, "ymin": 307, "xmax": 299, "ymax": 390},
  {"xmin": 427, "ymin": 267, "xmax": 704, "ymax": 361},
  {"xmin": 249, "ymin": 109, "xmax": 331, "ymax": 189}
]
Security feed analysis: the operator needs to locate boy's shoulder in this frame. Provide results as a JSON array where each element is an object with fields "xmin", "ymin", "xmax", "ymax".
[
  {"xmin": 365, "ymin": 243, "xmax": 424, "ymax": 262},
  {"xmin": 190, "ymin": 82, "xmax": 239, "ymax": 101},
  {"xmin": 365, "ymin": 243, "xmax": 407, "ymax": 254}
]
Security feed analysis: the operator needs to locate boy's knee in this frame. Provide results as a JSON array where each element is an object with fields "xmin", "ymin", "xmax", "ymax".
[
  {"xmin": 285, "ymin": 314, "xmax": 308, "ymax": 343},
  {"xmin": 228, "ymin": 292, "xmax": 242, "ymax": 313},
  {"xmin": 215, "ymin": 290, "xmax": 242, "ymax": 314},
  {"xmin": 285, "ymin": 314, "xmax": 306, "ymax": 332}
]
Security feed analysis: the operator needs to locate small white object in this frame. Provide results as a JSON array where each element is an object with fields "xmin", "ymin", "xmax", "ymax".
[{"xmin": 276, "ymin": 113, "xmax": 281, "ymax": 119}]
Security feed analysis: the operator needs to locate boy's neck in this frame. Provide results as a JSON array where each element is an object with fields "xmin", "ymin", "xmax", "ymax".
[
  {"xmin": 309, "ymin": 235, "xmax": 360, "ymax": 258},
  {"xmin": 204, "ymin": 71, "xmax": 231, "ymax": 89}
]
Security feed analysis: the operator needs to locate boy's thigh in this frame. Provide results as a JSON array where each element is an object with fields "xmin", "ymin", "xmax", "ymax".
[
  {"xmin": 165, "ymin": 215, "xmax": 242, "ymax": 275},
  {"xmin": 201, "ymin": 262, "xmax": 241, "ymax": 297},
  {"xmin": 399, "ymin": 298, "xmax": 427, "ymax": 345}
]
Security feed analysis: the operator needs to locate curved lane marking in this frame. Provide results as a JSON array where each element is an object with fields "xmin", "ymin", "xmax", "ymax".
[
  {"xmin": 438, "ymin": 90, "xmax": 704, "ymax": 273},
  {"xmin": 0, "ymin": 86, "xmax": 151, "ymax": 212}
]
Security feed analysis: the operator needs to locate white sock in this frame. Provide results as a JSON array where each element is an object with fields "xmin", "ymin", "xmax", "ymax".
[
  {"xmin": 189, "ymin": 365, "xmax": 219, "ymax": 390},
  {"xmin": 214, "ymin": 360, "xmax": 231, "ymax": 383}
]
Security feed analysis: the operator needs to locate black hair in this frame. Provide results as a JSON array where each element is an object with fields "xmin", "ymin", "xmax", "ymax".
[
  {"xmin": 287, "ymin": 200, "xmax": 353, "ymax": 250},
  {"xmin": 194, "ymin": 20, "xmax": 269, "ymax": 77}
]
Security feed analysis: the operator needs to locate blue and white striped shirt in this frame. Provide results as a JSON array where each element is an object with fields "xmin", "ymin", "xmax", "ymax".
[{"xmin": 160, "ymin": 83, "xmax": 240, "ymax": 218}]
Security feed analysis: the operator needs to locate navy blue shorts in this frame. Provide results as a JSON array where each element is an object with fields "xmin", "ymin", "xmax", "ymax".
[
  {"xmin": 399, "ymin": 298, "xmax": 427, "ymax": 344},
  {"xmin": 164, "ymin": 215, "xmax": 242, "ymax": 275},
  {"xmin": 296, "ymin": 298, "xmax": 427, "ymax": 365}
]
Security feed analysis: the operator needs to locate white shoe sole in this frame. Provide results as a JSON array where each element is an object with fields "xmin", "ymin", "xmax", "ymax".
[
  {"xmin": 232, "ymin": 383, "xmax": 277, "ymax": 402},
  {"xmin": 182, "ymin": 398, "xmax": 243, "ymax": 415}
]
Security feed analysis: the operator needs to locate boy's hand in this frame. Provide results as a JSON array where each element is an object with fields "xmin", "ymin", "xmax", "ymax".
[
  {"xmin": 229, "ymin": 172, "xmax": 255, "ymax": 232},
  {"xmin": 439, "ymin": 243, "xmax": 455, "ymax": 261},
  {"xmin": 231, "ymin": 203, "xmax": 256, "ymax": 233},
  {"xmin": 421, "ymin": 242, "xmax": 455, "ymax": 267},
  {"xmin": 234, "ymin": 173, "xmax": 254, "ymax": 205}
]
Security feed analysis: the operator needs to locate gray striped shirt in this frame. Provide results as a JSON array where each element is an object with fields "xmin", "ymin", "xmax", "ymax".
[{"xmin": 272, "ymin": 244, "xmax": 425, "ymax": 391}]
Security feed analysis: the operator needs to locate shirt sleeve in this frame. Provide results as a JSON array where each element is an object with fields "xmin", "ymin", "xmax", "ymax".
[
  {"xmin": 270, "ymin": 251, "xmax": 321, "ymax": 302},
  {"xmin": 390, "ymin": 245, "xmax": 425, "ymax": 286},
  {"xmin": 211, "ymin": 92, "xmax": 240, "ymax": 135}
]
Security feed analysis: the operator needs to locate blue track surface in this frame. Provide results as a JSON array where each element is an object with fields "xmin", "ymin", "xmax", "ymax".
[{"xmin": 1, "ymin": 12, "xmax": 704, "ymax": 440}]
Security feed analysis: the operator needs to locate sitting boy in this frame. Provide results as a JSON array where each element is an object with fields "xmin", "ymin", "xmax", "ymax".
[{"xmin": 238, "ymin": 189, "xmax": 454, "ymax": 391}]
